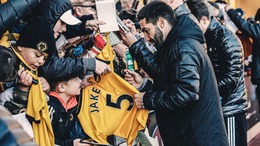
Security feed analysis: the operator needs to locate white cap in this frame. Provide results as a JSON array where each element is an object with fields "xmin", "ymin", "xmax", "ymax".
[{"xmin": 60, "ymin": 9, "xmax": 82, "ymax": 25}]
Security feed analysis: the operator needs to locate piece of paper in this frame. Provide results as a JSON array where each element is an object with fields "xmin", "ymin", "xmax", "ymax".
[{"xmin": 96, "ymin": 0, "xmax": 119, "ymax": 33}]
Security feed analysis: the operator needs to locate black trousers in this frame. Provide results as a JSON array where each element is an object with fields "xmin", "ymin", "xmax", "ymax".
[{"xmin": 224, "ymin": 112, "xmax": 247, "ymax": 146}]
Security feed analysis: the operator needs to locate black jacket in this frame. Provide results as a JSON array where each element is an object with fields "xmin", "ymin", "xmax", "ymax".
[
  {"xmin": 64, "ymin": 15, "xmax": 94, "ymax": 39},
  {"xmin": 227, "ymin": 9, "xmax": 260, "ymax": 85},
  {"xmin": 205, "ymin": 17, "xmax": 248, "ymax": 116},
  {"xmin": 36, "ymin": 0, "xmax": 96, "ymax": 81},
  {"xmin": 0, "ymin": 0, "xmax": 40, "ymax": 36},
  {"xmin": 48, "ymin": 95, "xmax": 78, "ymax": 146},
  {"xmin": 129, "ymin": 4, "xmax": 228, "ymax": 146}
]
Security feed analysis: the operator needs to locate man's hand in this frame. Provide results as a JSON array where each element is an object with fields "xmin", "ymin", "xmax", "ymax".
[
  {"xmin": 134, "ymin": 92, "xmax": 145, "ymax": 109},
  {"xmin": 124, "ymin": 69, "xmax": 143, "ymax": 89},
  {"xmin": 95, "ymin": 59, "xmax": 111, "ymax": 75},
  {"xmin": 119, "ymin": 31, "xmax": 138, "ymax": 47},
  {"xmin": 123, "ymin": 19, "xmax": 138, "ymax": 35}
]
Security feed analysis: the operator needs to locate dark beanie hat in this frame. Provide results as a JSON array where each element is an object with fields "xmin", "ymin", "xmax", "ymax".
[{"xmin": 16, "ymin": 16, "xmax": 56, "ymax": 56}]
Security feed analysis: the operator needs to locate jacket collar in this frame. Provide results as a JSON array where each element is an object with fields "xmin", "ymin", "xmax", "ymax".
[
  {"xmin": 173, "ymin": 3, "xmax": 191, "ymax": 18},
  {"xmin": 49, "ymin": 91, "xmax": 78, "ymax": 112},
  {"xmin": 205, "ymin": 17, "xmax": 221, "ymax": 36}
]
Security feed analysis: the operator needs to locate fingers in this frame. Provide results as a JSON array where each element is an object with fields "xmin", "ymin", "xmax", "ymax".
[
  {"xmin": 101, "ymin": 66, "xmax": 111, "ymax": 75},
  {"xmin": 17, "ymin": 67, "xmax": 25, "ymax": 76},
  {"xmin": 81, "ymin": 75, "xmax": 95, "ymax": 88},
  {"xmin": 95, "ymin": 60, "xmax": 111, "ymax": 75},
  {"xmin": 134, "ymin": 98, "xmax": 143, "ymax": 108},
  {"xmin": 124, "ymin": 69, "xmax": 136, "ymax": 77},
  {"xmin": 18, "ymin": 68, "xmax": 33, "ymax": 86},
  {"xmin": 123, "ymin": 19, "xmax": 134, "ymax": 25},
  {"xmin": 86, "ymin": 20, "xmax": 106, "ymax": 31},
  {"xmin": 124, "ymin": 70, "xmax": 134, "ymax": 83},
  {"xmin": 39, "ymin": 77, "xmax": 50, "ymax": 92},
  {"xmin": 97, "ymin": 20, "xmax": 106, "ymax": 25},
  {"xmin": 134, "ymin": 92, "xmax": 145, "ymax": 109},
  {"xmin": 123, "ymin": 19, "xmax": 136, "ymax": 33}
]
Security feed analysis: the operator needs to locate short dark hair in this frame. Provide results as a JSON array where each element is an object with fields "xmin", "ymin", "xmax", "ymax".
[
  {"xmin": 137, "ymin": 1, "xmax": 176, "ymax": 26},
  {"xmin": 49, "ymin": 80, "xmax": 68, "ymax": 91},
  {"xmin": 187, "ymin": 1, "xmax": 210, "ymax": 21},
  {"xmin": 0, "ymin": 46, "xmax": 18, "ymax": 83}
]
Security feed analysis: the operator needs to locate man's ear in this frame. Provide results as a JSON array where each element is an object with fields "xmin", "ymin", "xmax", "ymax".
[{"xmin": 157, "ymin": 17, "xmax": 165, "ymax": 29}]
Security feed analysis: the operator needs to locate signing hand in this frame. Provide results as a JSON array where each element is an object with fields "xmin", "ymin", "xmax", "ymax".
[
  {"xmin": 124, "ymin": 69, "xmax": 143, "ymax": 89},
  {"xmin": 123, "ymin": 19, "xmax": 138, "ymax": 35},
  {"xmin": 119, "ymin": 31, "xmax": 137, "ymax": 47}
]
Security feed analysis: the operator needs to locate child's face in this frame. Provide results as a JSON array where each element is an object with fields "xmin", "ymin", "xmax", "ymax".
[
  {"xmin": 18, "ymin": 46, "xmax": 48, "ymax": 69},
  {"xmin": 64, "ymin": 77, "xmax": 82, "ymax": 96}
]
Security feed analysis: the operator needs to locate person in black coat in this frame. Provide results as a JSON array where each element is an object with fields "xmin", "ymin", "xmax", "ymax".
[
  {"xmin": 187, "ymin": 1, "xmax": 248, "ymax": 146},
  {"xmin": 0, "ymin": 0, "xmax": 41, "ymax": 36},
  {"xmin": 121, "ymin": 1, "xmax": 228, "ymax": 145},
  {"xmin": 30, "ymin": 0, "xmax": 111, "ymax": 83},
  {"xmin": 224, "ymin": 5, "xmax": 260, "ymax": 114}
]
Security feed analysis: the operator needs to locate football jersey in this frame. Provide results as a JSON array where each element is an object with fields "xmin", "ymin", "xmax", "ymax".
[{"xmin": 78, "ymin": 72, "xmax": 148, "ymax": 145}]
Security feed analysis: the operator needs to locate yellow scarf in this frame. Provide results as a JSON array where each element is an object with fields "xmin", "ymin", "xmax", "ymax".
[{"xmin": 11, "ymin": 47, "xmax": 54, "ymax": 146}]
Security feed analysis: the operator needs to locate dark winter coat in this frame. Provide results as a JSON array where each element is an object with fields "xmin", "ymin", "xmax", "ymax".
[
  {"xmin": 204, "ymin": 17, "xmax": 248, "ymax": 116},
  {"xmin": 227, "ymin": 9, "xmax": 260, "ymax": 85},
  {"xmin": 129, "ymin": 4, "xmax": 228, "ymax": 146},
  {"xmin": 48, "ymin": 95, "xmax": 78, "ymax": 146},
  {"xmin": 0, "ymin": 0, "xmax": 40, "ymax": 36},
  {"xmin": 35, "ymin": 0, "xmax": 96, "ymax": 81}
]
